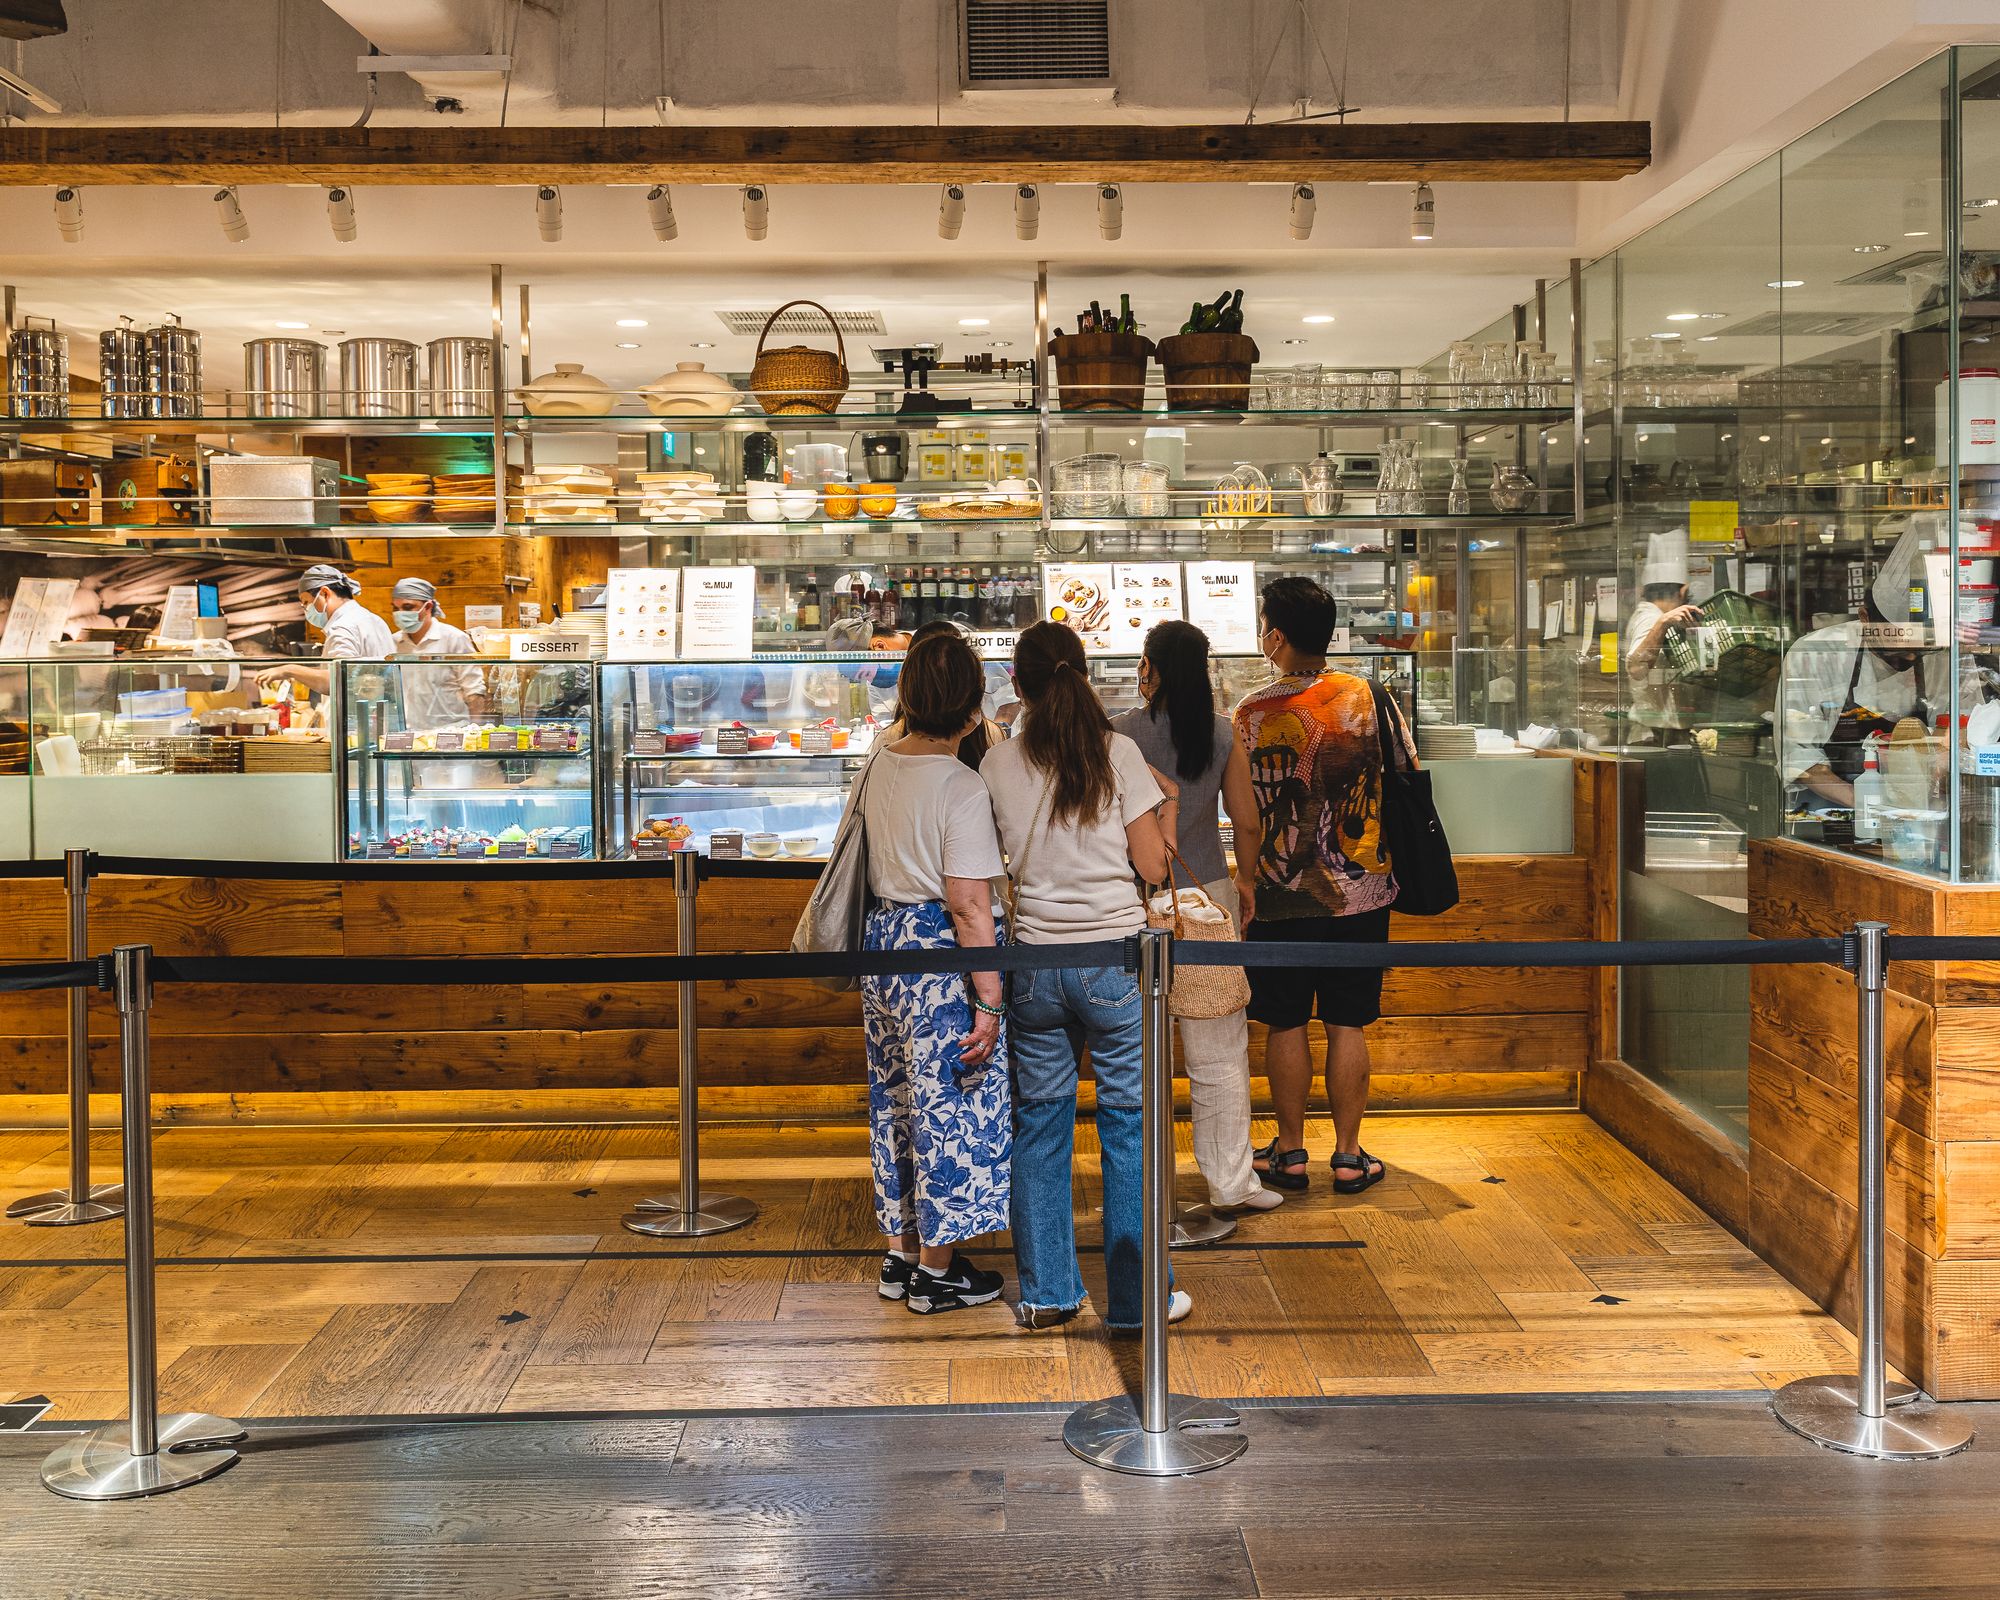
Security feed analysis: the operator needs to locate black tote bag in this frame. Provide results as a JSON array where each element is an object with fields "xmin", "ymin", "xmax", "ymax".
[{"xmin": 1369, "ymin": 682, "xmax": 1459, "ymax": 917}]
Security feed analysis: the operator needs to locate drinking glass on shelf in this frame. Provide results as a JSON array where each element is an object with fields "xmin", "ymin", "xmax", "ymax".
[
  {"xmin": 1447, "ymin": 341, "xmax": 1477, "ymax": 404},
  {"xmin": 1369, "ymin": 369, "xmax": 1401, "ymax": 409},
  {"xmin": 1291, "ymin": 363, "xmax": 1323, "ymax": 412},
  {"xmin": 1404, "ymin": 370, "xmax": 1431, "ymax": 410}
]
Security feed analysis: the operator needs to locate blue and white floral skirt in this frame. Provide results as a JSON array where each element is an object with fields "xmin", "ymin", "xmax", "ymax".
[{"xmin": 861, "ymin": 900, "xmax": 1012, "ymax": 1247}]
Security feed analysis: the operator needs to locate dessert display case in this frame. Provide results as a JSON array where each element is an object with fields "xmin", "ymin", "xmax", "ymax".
[
  {"xmin": 595, "ymin": 650, "xmax": 1418, "ymax": 861},
  {"xmin": 339, "ymin": 659, "xmax": 598, "ymax": 860},
  {"xmin": 26, "ymin": 656, "xmax": 334, "ymax": 861}
]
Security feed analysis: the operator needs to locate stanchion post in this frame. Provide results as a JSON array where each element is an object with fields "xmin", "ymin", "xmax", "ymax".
[
  {"xmin": 1064, "ymin": 926, "xmax": 1245, "ymax": 1476},
  {"xmin": 625, "ymin": 850, "xmax": 756, "ymax": 1238},
  {"xmin": 41, "ymin": 945, "xmax": 244, "ymax": 1500},
  {"xmin": 9, "ymin": 850, "xmax": 123, "ymax": 1227},
  {"xmin": 1773, "ymin": 921, "xmax": 1973, "ymax": 1460}
]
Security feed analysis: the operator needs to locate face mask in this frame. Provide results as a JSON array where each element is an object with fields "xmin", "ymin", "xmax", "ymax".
[
  {"xmin": 304, "ymin": 600, "xmax": 328, "ymax": 631},
  {"xmin": 393, "ymin": 610, "xmax": 422, "ymax": 633}
]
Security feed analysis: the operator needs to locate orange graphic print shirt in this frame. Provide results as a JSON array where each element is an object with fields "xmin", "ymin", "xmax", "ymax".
[{"xmin": 1232, "ymin": 671, "xmax": 1416, "ymax": 920}]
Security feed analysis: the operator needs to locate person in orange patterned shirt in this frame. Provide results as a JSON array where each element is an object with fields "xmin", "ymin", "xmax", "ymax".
[{"xmin": 1233, "ymin": 578, "xmax": 1415, "ymax": 1197}]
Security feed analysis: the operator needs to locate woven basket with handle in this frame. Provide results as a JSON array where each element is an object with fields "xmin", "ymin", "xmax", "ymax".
[
  {"xmin": 1145, "ymin": 845, "xmax": 1251, "ymax": 1019},
  {"xmin": 749, "ymin": 299, "xmax": 850, "ymax": 416}
]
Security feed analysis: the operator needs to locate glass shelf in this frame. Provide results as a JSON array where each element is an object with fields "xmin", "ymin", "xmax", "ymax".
[
  {"xmin": 623, "ymin": 748, "xmax": 862, "ymax": 762},
  {"xmin": 366, "ymin": 748, "xmax": 587, "ymax": 761},
  {"xmin": 0, "ymin": 415, "xmax": 501, "ymax": 436}
]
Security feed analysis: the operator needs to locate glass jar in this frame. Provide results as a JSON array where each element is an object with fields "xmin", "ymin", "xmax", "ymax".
[
  {"xmin": 1052, "ymin": 452, "xmax": 1122, "ymax": 517},
  {"xmin": 1121, "ymin": 459, "xmax": 1171, "ymax": 517}
]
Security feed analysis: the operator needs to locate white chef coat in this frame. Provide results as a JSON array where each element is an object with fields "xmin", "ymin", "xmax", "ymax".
[
  {"xmin": 1776, "ymin": 621, "xmax": 1943, "ymax": 785},
  {"xmin": 320, "ymin": 601, "xmax": 395, "ymax": 662},
  {"xmin": 1621, "ymin": 599, "xmax": 1674, "ymax": 723},
  {"xmin": 392, "ymin": 620, "xmax": 485, "ymax": 730}
]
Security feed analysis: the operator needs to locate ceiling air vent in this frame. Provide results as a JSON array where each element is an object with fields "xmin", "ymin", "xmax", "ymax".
[
  {"xmin": 962, "ymin": 0, "xmax": 1112, "ymax": 89},
  {"xmin": 715, "ymin": 309, "xmax": 888, "ymax": 338},
  {"xmin": 1727, "ymin": 310, "xmax": 1898, "ymax": 340}
]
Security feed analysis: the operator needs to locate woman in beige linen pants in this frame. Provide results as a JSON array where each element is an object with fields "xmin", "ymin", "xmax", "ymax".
[{"xmin": 1110, "ymin": 620, "xmax": 1281, "ymax": 1213}]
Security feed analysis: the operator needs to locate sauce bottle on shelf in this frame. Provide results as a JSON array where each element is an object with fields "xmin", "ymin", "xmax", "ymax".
[{"xmin": 919, "ymin": 566, "xmax": 940, "ymax": 625}]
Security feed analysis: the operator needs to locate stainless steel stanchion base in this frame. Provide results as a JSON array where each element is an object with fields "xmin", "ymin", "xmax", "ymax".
[
  {"xmin": 9, "ymin": 1183, "xmax": 124, "ymax": 1226},
  {"xmin": 1064, "ymin": 1393, "xmax": 1246, "ymax": 1476},
  {"xmin": 623, "ymin": 1193, "xmax": 757, "ymax": 1238},
  {"xmin": 1773, "ymin": 1376, "xmax": 1974, "ymax": 1460},
  {"xmin": 1170, "ymin": 1202, "xmax": 1237, "ymax": 1248},
  {"xmin": 41, "ymin": 1412, "xmax": 245, "ymax": 1501}
]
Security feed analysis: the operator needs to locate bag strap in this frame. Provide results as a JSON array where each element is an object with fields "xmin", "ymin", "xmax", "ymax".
[
  {"xmin": 1002, "ymin": 771, "xmax": 1055, "ymax": 922},
  {"xmin": 1145, "ymin": 841, "xmax": 1201, "ymax": 938},
  {"xmin": 1370, "ymin": 680, "xmax": 1412, "ymax": 776},
  {"xmin": 756, "ymin": 299, "xmax": 849, "ymax": 368}
]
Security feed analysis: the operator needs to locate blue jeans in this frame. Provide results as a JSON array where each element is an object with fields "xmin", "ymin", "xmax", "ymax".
[{"xmin": 1007, "ymin": 959, "xmax": 1155, "ymax": 1328}]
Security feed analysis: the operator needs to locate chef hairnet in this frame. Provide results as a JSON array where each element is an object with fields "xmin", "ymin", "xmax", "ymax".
[
  {"xmin": 1868, "ymin": 525, "xmax": 1926, "ymax": 625},
  {"xmin": 391, "ymin": 577, "xmax": 437, "ymax": 605},
  {"xmin": 299, "ymin": 563, "xmax": 359, "ymax": 598}
]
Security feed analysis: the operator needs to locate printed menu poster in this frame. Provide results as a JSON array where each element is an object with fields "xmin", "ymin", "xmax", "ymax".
[
  {"xmin": 1043, "ymin": 562, "xmax": 1116, "ymax": 653},
  {"xmin": 606, "ymin": 567, "xmax": 681, "ymax": 660},
  {"xmin": 678, "ymin": 565, "xmax": 755, "ymax": 659},
  {"xmin": 1183, "ymin": 561, "xmax": 1259, "ymax": 654},
  {"xmin": 1111, "ymin": 563, "xmax": 1184, "ymax": 644}
]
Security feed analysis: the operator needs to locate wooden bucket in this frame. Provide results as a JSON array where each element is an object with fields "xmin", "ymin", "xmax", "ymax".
[
  {"xmin": 1155, "ymin": 332, "xmax": 1262, "ymax": 412},
  {"xmin": 1048, "ymin": 331, "xmax": 1155, "ymax": 412}
]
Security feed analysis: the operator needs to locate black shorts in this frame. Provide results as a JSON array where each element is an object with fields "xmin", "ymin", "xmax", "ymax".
[{"xmin": 1244, "ymin": 906, "xmax": 1393, "ymax": 1031}]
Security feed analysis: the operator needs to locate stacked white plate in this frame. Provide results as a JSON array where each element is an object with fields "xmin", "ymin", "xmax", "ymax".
[
  {"xmin": 523, "ymin": 466, "xmax": 617, "ymax": 524},
  {"xmin": 1417, "ymin": 723, "xmax": 1479, "ymax": 761},
  {"xmin": 637, "ymin": 469, "xmax": 726, "ymax": 524},
  {"xmin": 549, "ymin": 610, "xmax": 609, "ymax": 658}
]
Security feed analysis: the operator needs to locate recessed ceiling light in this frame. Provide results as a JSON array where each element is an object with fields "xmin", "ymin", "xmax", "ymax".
[
  {"xmin": 1853, "ymin": 243, "xmax": 1889, "ymax": 253},
  {"xmin": 989, "ymin": 339, "xmax": 1013, "ymax": 348},
  {"xmin": 1968, "ymin": 198, "xmax": 1999, "ymax": 209},
  {"xmin": 1651, "ymin": 332, "xmax": 1682, "ymax": 339},
  {"xmin": 321, "ymin": 329, "xmax": 345, "ymax": 337},
  {"xmin": 274, "ymin": 319, "xmax": 310, "ymax": 329},
  {"xmin": 1698, "ymin": 312, "xmax": 1728, "ymax": 319},
  {"xmin": 614, "ymin": 341, "xmax": 640, "ymax": 349},
  {"xmin": 616, "ymin": 318, "xmax": 648, "ymax": 328},
  {"xmin": 1768, "ymin": 280, "xmax": 1804, "ymax": 289},
  {"xmin": 690, "ymin": 341, "xmax": 715, "ymax": 349},
  {"xmin": 1698, "ymin": 335, "xmax": 1720, "ymax": 342},
  {"xmin": 1302, "ymin": 313, "xmax": 1335, "ymax": 324},
  {"xmin": 958, "ymin": 317, "xmax": 990, "ymax": 328},
  {"xmin": 1664, "ymin": 312, "xmax": 1702, "ymax": 321},
  {"xmin": 1758, "ymin": 434, "xmax": 1771, "ymax": 443},
  {"xmin": 1282, "ymin": 337, "xmax": 1309, "ymax": 344}
]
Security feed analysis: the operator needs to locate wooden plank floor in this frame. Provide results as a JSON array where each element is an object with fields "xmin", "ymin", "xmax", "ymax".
[
  {"xmin": 5, "ymin": 1401, "xmax": 1999, "ymax": 1599},
  {"xmin": 0, "ymin": 1113, "xmax": 1872, "ymax": 1422}
]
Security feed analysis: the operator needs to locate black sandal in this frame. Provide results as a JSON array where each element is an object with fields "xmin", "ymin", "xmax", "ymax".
[
  {"xmin": 1330, "ymin": 1148, "xmax": 1386, "ymax": 1195},
  {"xmin": 1252, "ymin": 1137, "xmax": 1311, "ymax": 1192}
]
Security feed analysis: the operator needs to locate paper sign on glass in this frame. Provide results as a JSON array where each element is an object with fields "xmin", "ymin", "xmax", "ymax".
[
  {"xmin": 1111, "ymin": 563, "xmax": 1184, "ymax": 644},
  {"xmin": 1690, "ymin": 499, "xmax": 1739, "ymax": 545},
  {"xmin": 1183, "ymin": 561, "xmax": 1260, "ymax": 654},
  {"xmin": 1043, "ymin": 563, "xmax": 1116, "ymax": 652},
  {"xmin": 606, "ymin": 567, "xmax": 681, "ymax": 660},
  {"xmin": 679, "ymin": 566, "xmax": 756, "ymax": 660}
]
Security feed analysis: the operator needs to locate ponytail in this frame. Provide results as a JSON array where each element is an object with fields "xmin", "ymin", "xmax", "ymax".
[{"xmin": 1013, "ymin": 621, "xmax": 1115, "ymax": 827}]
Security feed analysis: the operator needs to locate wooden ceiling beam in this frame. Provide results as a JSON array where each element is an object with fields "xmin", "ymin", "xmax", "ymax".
[{"xmin": 0, "ymin": 120, "xmax": 1649, "ymax": 186}]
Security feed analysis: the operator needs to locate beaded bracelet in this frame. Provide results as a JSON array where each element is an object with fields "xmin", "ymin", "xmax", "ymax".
[{"xmin": 970, "ymin": 997, "xmax": 1006, "ymax": 1018}]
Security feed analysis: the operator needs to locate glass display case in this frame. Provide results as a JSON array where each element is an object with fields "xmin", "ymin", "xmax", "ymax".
[
  {"xmin": 339, "ymin": 658, "xmax": 597, "ymax": 860},
  {"xmin": 595, "ymin": 650, "xmax": 1416, "ymax": 861},
  {"xmin": 0, "ymin": 662, "xmax": 33, "ymax": 859},
  {"xmin": 25, "ymin": 655, "xmax": 335, "ymax": 860}
]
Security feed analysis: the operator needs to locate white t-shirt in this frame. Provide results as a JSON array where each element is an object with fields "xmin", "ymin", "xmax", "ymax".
[
  {"xmin": 321, "ymin": 601, "xmax": 395, "ymax": 662},
  {"xmin": 858, "ymin": 750, "xmax": 1005, "ymax": 907},
  {"xmin": 981, "ymin": 731, "xmax": 1164, "ymax": 945},
  {"xmin": 394, "ymin": 620, "xmax": 486, "ymax": 729}
]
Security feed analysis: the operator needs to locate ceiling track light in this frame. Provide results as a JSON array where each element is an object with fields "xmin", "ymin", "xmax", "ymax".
[
  {"xmin": 1097, "ymin": 182, "xmax": 1123, "ymax": 241},
  {"xmin": 1014, "ymin": 183, "xmax": 1040, "ymax": 240},
  {"xmin": 52, "ymin": 185, "xmax": 82, "ymax": 244},
  {"xmin": 326, "ymin": 185, "xmax": 357, "ymax": 243},
  {"xmin": 1288, "ymin": 181, "xmax": 1316, "ymax": 240},
  {"xmin": 535, "ymin": 184, "xmax": 562, "ymax": 242},
  {"xmin": 938, "ymin": 182, "xmax": 966, "ymax": 240},
  {"xmin": 742, "ymin": 184, "xmax": 769, "ymax": 241},
  {"xmin": 646, "ymin": 183, "xmax": 678, "ymax": 242},
  {"xmin": 214, "ymin": 185, "xmax": 249, "ymax": 243},
  {"xmin": 1410, "ymin": 181, "xmax": 1435, "ymax": 242}
]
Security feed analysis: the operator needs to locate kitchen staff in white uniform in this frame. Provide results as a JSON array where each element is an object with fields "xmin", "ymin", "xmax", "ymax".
[
  {"xmin": 1778, "ymin": 523, "xmax": 1946, "ymax": 810},
  {"xmin": 1621, "ymin": 527, "xmax": 1700, "ymax": 736},
  {"xmin": 257, "ymin": 562, "xmax": 394, "ymax": 697},
  {"xmin": 391, "ymin": 576, "xmax": 489, "ymax": 790}
]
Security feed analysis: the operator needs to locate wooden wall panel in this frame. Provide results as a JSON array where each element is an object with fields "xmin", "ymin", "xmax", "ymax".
[
  {"xmin": 1749, "ymin": 841, "xmax": 1941, "ymax": 1002},
  {"xmin": 1749, "ymin": 960, "xmax": 1934, "ymax": 1139}
]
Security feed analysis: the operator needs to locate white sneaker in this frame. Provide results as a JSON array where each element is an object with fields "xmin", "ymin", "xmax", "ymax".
[
  {"xmin": 1167, "ymin": 1289, "xmax": 1193, "ymax": 1324},
  {"xmin": 1218, "ymin": 1187, "xmax": 1284, "ymax": 1213}
]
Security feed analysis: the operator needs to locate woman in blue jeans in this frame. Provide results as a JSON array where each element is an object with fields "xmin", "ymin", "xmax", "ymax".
[{"xmin": 981, "ymin": 622, "xmax": 1184, "ymax": 1331}]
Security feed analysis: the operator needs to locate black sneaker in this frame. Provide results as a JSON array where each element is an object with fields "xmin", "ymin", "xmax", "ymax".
[
  {"xmin": 878, "ymin": 1253, "xmax": 917, "ymax": 1302},
  {"xmin": 905, "ymin": 1252, "xmax": 1005, "ymax": 1315}
]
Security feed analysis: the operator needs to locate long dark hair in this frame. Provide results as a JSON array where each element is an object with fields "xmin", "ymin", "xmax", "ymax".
[
  {"xmin": 1141, "ymin": 619, "xmax": 1216, "ymax": 782},
  {"xmin": 1013, "ymin": 620, "xmax": 1115, "ymax": 827}
]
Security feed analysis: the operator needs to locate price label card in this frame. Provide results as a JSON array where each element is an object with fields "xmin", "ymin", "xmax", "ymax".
[
  {"xmin": 495, "ymin": 840, "xmax": 527, "ymax": 858},
  {"xmin": 797, "ymin": 725, "xmax": 835, "ymax": 755},
  {"xmin": 631, "ymin": 731, "xmax": 666, "ymax": 756},
  {"xmin": 714, "ymin": 725, "xmax": 750, "ymax": 754}
]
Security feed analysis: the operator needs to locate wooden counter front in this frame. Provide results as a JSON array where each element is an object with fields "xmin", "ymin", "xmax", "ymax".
[
  {"xmin": 1749, "ymin": 839, "xmax": 2000, "ymax": 1400},
  {"xmin": 0, "ymin": 759, "xmax": 1616, "ymax": 1124}
]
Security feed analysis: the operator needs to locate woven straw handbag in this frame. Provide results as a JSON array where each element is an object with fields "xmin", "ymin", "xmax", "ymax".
[
  {"xmin": 1145, "ymin": 844, "xmax": 1251, "ymax": 1019},
  {"xmin": 749, "ymin": 299, "xmax": 850, "ymax": 416}
]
